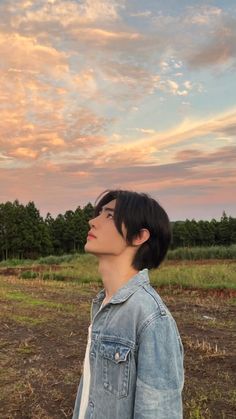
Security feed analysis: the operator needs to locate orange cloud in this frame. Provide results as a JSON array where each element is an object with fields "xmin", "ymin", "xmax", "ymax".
[
  {"xmin": 11, "ymin": 147, "xmax": 38, "ymax": 159},
  {"xmin": 0, "ymin": 33, "xmax": 68, "ymax": 75},
  {"xmin": 0, "ymin": 0, "xmax": 235, "ymax": 220}
]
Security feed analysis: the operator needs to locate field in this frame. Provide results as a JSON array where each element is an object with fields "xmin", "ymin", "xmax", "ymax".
[{"xmin": 0, "ymin": 255, "xmax": 236, "ymax": 418}]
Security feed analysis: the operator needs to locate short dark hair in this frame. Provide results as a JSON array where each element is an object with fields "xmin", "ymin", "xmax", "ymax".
[{"xmin": 94, "ymin": 189, "xmax": 171, "ymax": 270}]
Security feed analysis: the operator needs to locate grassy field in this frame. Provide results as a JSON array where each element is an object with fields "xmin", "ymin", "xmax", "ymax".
[
  {"xmin": 1, "ymin": 251, "xmax": 236, "ymax": 289},
  {"xmin": 0, "ymin": 255, "xmax": 236, "ymax": 418}
]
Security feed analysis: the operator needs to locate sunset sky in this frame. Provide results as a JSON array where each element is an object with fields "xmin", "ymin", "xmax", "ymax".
[{"xmin": 0, "ymin": 0, "xmax": 236, "ymax": 220}]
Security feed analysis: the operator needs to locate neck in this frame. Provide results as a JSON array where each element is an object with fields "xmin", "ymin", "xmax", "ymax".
[{"xmin": 97, "ymin": 256, "xmax": 138, "ymax": 303}]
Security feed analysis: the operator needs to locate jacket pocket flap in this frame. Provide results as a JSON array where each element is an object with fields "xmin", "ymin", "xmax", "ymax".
[{"xmin": 100, "ymin": 342, "xmax": 131, "ymax": 363}]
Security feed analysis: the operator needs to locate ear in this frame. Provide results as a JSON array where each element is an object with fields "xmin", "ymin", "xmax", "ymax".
[{"xmin": 132, "ymin": 228, "xmax": 150, "ymax": 247}]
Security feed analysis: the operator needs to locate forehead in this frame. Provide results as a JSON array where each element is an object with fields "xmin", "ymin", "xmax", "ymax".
[{"xmin": 102, "ymin": 199, "xmax": 116, "ymax": 210}]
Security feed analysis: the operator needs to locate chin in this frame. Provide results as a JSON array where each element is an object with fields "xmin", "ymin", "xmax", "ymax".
[
  {"xmin": 84, "ymin": 243, "xmax": 90, "ymax": 253},
  {"xmin": 85, "ymin": 243, "xmax": 96, "ymax": 254}
]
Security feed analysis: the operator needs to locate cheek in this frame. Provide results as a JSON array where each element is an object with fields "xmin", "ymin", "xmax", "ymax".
[{"xmin": 111, "ymin": 231, "xmax": 127, "ymax": 249}]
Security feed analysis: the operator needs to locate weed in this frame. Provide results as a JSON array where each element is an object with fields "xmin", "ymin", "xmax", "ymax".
[
  {"xmin": 229, "ymin": 389, "xmax": 236, "ymax": 404},
  {"xmin": 11, "ymin": 314, "xmax": 47, "ymax": 326},
  {"xmin": 20, "ymin": 271, "xmax": 38, "ymax": 279},
  {"xmin": 4, "ymin": 291, "xmax": 76, "ymax": 312},
  {"xmin": 167, "ymin": 244, "xmax": 236, "ymax": 260},
  {"xmin": 150, "ymin": 264, "xmax": 236, "ymax": 290},
  {"xmin": 183, "ymin": 336, "xmax": 226, "ymax": 356},
  {"xmin": 16, "ymin": 346, "xmax": 37, "ymax": 355},
  {"xmin": 0, "ymin": 258, "xmax": 32, "ymax": 267},
  {"xmin": 78, "ymin": 301, "xmax": 90, "ymax": 314},
  {"xmin": 186, "ymin": 394, "xmax": 210, "ymax": 419},
  {"xmin": 38, "ymin": 254, "xmax": 77, "ymax": 265}
]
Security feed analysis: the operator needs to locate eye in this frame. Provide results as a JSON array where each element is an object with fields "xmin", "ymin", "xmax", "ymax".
[{"xmin": 107, "ymin": 213, "xmax": 114, "ymax": 219}]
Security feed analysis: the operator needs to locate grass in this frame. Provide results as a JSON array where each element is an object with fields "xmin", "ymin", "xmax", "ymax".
[
  {"xmin": 183, "ymin": 336, "xmax": 226, "ymax": 357},
  {"xmin": 0, "ymin": 253, "xmax": 234, "ymax": 289},
  {"xmin": 18, "ymin": 262, "xmax": 236, "ymax": 290},
  {"xmin": 186, "ymin": 395, "xmax": 209, "ymax": 419},
  {"xmin": 1, "ymin": 290, "xmax": 76, "ymax": 312},
  {"xmin": 11, "ymin": 314, "xmax": 47, "ymax": 326},
  {"xmin": 16, "ymin": 345, "xmax": 37, "ymax": 355},
  {"xmin": 1, "ymin": 244, "xmax": 236, "ymax": 269},
  {"xmin": 167, "ymin": 244, "xmax": 236, "ymax": 260},
  {"xmin": 0, "ymin": 272, "xmax": 235, "ymax": 418},
  {"xmin": 150, "ymin": 263, "xmax": 236, "ymax": 290}
]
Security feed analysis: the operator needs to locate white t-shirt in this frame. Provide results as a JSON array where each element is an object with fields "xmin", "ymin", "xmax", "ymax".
[
  {"xmin": 78, "ymin": 302, "xmax": 104, "ymax": 419},
  {"xmin": 78, "ymin": 324, "xmax": 92, "ymax": 419}
]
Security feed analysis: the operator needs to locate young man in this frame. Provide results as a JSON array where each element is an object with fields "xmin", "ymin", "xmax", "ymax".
[{"xmin": 73, "ymin": 190, "xmax": 184, "ymax": 419}]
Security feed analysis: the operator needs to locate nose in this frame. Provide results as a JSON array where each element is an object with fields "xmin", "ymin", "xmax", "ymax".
[
  {"xmin": 88, "ymin": 218, "xmax": 94, "ymax": 227},
  {"xmin": 88, "ymin": 215, "xmax": 98, "ymax": 228}
]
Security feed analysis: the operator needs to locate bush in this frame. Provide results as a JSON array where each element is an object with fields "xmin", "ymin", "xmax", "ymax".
[
  {"xmin": 20, "ymin": 271, "xmax": 38, "ymax": 279},
  {"xmin": 167, "ymin": 245, "xmax": 236, "ymax": 261},
  {"xmin": 38, "ymin": 254, "xmax": 77, "ymax": 265},
  {"xmin": 0, "ymin": 259, "xmax": 32, "ymax": 267},
  {"xmin": 42, "ymin": 272, "xmax": 66, "ymax": 281}
]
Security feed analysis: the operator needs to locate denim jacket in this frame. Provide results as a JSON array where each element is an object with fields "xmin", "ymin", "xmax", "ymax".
[{"xmin": 72, "ymin": 269, "xmax": 184, "ymax": 419}]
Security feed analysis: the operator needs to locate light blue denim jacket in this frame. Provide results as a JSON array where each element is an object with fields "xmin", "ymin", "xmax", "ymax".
[{"xmin": 73, "ymin": 269, "xmax": 184, "ymax": 419}]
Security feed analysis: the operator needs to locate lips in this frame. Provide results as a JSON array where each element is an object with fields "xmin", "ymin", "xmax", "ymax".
[{"xmin": 87, "ymin": 231, "xmax": 96, "ymax": 239}]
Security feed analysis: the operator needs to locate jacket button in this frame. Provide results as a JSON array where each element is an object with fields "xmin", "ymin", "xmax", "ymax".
[{"xmin": 115, "ymin": 352, "xmax": 120, "ymax": 361}]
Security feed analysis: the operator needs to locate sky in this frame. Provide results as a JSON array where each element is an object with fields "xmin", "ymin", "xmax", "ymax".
[{"xmin": 0, "ymin": 0, "xmax": 236, "ymax": 221}]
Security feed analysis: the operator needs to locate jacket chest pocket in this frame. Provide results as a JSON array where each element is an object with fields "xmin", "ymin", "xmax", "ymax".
[{"xmin": 100, "ymin": 341, "xmax": 131, "ymax": 398}]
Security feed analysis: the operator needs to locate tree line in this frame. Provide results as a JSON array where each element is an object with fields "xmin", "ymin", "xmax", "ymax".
[
  {"xmin": 0, "ymin": 200, "xmax": 235, "ymax": 261},
  {"xmin": 172, "ymin": 211, "xmax": 236, "ymax": 248}
]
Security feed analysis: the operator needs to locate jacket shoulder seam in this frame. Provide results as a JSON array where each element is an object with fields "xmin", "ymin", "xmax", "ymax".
[
  {"xmin": 136, "ymin": 286, "xmax": 168, "ymax": 341},
  {"xmin": 137, "ymin": 311, "xmax": 164, "ymax": 342}
]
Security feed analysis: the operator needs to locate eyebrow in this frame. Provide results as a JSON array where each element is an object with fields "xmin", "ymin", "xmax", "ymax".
[{"xmin": 102, "ymin": 206, "xmax": 115, "ymax": 212}]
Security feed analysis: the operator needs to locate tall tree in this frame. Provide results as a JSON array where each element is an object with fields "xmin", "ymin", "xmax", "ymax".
[{"xmin": 218, "ymin": 211, "xmax": 231, "ymax": 245}]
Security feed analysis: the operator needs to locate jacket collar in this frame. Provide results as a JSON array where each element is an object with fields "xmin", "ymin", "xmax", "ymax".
[{"xmin": 93, "ymin": 269, "xmax": 149, "ymax": 305}]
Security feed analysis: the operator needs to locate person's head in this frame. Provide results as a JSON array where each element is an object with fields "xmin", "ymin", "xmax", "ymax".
[{"xmin": 85, "ymin": 189, "xmax": 171, "ymax": 270}]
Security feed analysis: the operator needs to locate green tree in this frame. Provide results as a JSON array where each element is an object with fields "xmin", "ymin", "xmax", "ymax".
[
  {"xmin": 218, "ymin": 211, "xmax": 231, "ymax": 245},
  {"xmin": 50, "ymin": 214, "xmax": 66, "ymax": 254},
  {"xmin": 172, "ymin": 222, "xmax": 187, "ymax": 248},
  {"xmin": 229, "ymin": 216, "xmax": 236, "ymax": 244},
  {"xmin": 198, "ymin": 220, "xmax": 215, "ymax": 246},
  {"xmin": 83, "ymin": 202, "xmax": 94, "ymax": 222}
]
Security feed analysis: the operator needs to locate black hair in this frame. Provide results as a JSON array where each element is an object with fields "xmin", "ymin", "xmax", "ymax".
[{"xmin": 94, "ymin": 189, "xmax": 171, "ymax": 270}]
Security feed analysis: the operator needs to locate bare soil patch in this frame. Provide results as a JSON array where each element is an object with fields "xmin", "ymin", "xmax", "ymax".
[{"xmin": 0, "ymin": 276, "xmax": 235, "ymax": 418}]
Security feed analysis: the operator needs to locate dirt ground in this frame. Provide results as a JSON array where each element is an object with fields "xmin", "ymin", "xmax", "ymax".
[{"xmin": 0, "ymin": 274, "xmax": 235, "ymax": 419}]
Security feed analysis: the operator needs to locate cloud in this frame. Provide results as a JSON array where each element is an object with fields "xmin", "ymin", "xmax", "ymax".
[
  {"xmin": 130, "ymin": 11, "xmax": 152, "ymax": 18},
  {"xmin": 1, "ymin": 1, "xmax": 235, "ymax": 72},
  {"xmin": 185, "ymin": 6, "xmax": 222, "ymax": 26},
  {"xmin": 8, "ymin": 0, "xmax": 123, "ymax": 27},
  {"xmin": 100, "ymin": 61, "xmax": 160, "ymax": 100},
  {"xmin": 0, "ymin": 0, "xmax": 235, "ymax": 220},
  {"xmin": 157, "ymin": 76, "xmax": 198, "ymax": 97},
  {"xmin": 1, "ymin": 140, "xmax": 235, "ymax": 219},
  {"xmin": 0, "ymin": 33, "xmax": 68, "ymax": 74},
  {"xmin": 188, "ymin": 17, "xmax": 236, "ymax": 68},
  {"xmin": 165, "ymin": 80, "xmax": 188, "ymax": 96},
  {"xmin": 174, "ymin": 145, "xmax": 236, "ymax": 167},
  {"xmin": 73, "ymin": 108, "xmax": 236, "ymax": 171},
  {"xmin": 146, "ymin": 108, "xmax": 236, "ymax": 151},
  {"xmin": 137, "ymin": 128, "xmax": 156, "ymax": 135},
  {"xmin": 150, "ymin": 6, "xmax": 236, "ymax": 70}
]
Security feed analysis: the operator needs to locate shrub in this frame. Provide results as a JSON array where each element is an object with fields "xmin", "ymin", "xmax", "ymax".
[
  {"xmin": 38, "ymin": 254, "xmax": 76, "ymax": 265},
  {"xmin": 20, "ymin": 271, "xmax": 38, "ymax": 279},
  {"xmin": 167, "ymin": 245, "xmax": 236, "ymax": 261}
]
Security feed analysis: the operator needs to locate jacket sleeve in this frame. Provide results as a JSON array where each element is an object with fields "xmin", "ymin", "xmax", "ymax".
[
  {"xmin": 72, "ymin": 375, "xmax": 83, "ymax": 419},
  {"xmin": 133, "ymin": 313, "xmax": 184, "ymax": 419}
]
